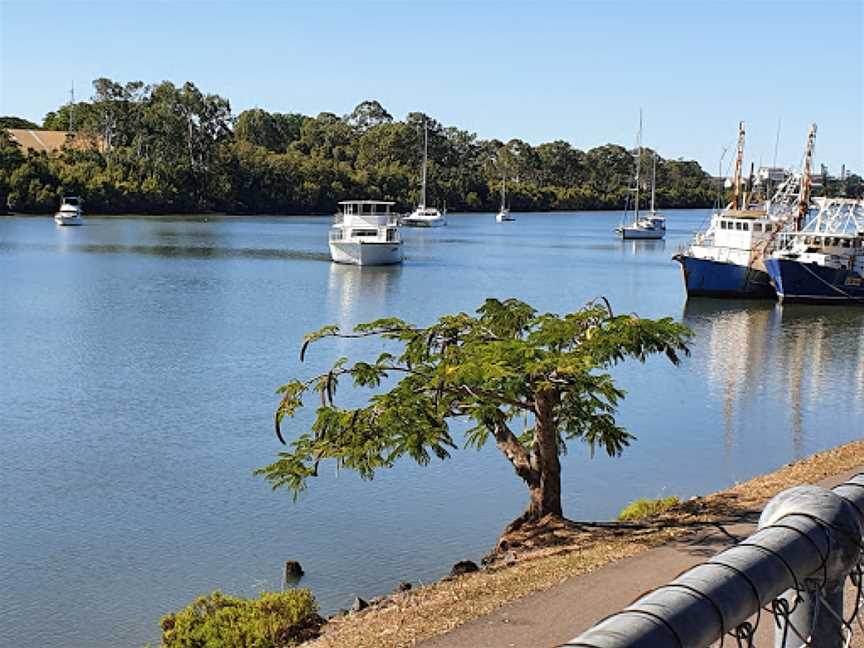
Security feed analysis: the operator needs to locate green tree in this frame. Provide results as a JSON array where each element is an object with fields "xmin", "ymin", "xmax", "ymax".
[
  {"xmin": 0, "ymin": 116, "xmax": 40, "ymax": 129},
  {"xmin": 259, "ymin": 298, "xmax": 689, "ymax": 532}
]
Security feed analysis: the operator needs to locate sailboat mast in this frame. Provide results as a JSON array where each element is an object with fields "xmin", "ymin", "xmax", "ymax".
[
  {"xmin": 650, "ymin": 153, "xmax": 657, "ymax": 214},
  {"xmin": 501, "ymin": 175, "xmax": 506, "ymax": 210},
  {"xmin": 732, "ymin": 121, "xmax": 745, "ymax": 210},
  {"xmin": 634, "ymin": 110, "xmax": 642, "ymax": 222},
  {"xmin": 420, "ymin": 121, "xmax": 428, "ymax": 209},
  {"xmin": 795, "ymin": 123, "xmax": 817, "ymax": 231}
]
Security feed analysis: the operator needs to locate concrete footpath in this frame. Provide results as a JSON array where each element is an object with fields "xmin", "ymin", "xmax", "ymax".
[{"xmin": 420, "ymin": 467, "xmax": 864, "ymax": 648}]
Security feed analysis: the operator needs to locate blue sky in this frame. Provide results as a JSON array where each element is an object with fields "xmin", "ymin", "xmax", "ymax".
[{"xmin": 1, "ymin": 0, "xmax": 861, "ymax": 173}]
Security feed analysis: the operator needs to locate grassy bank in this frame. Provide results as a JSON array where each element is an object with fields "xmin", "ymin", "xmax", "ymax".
[{"xmin": 304, "ymin": 440, "xmax": 864, "ymax": 648}]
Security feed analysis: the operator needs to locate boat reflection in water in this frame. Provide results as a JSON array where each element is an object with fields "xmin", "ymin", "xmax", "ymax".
[
  {"xmin": 326, "ymin": 262, "xmax": 402, "ymax": 333},
  {"xmin": 683, "ymin": 299, "xmax": 864, "ymax": 461}
]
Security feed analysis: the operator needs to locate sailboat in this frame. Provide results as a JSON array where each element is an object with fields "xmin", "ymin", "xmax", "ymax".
[
  {"xmin": 496, "ymin": 175, "xmax": 514, "ymax": 222},
  {"xmin": 615, "ymin": 112, "xmax": 665, "ymax": 240},
  {"xmin": 646, "ymin": 153, "xmax": 666, "ymax": 230},
  {"xmin": 402, "ymin": 121, "xmax": 446, "ymax": 227}
]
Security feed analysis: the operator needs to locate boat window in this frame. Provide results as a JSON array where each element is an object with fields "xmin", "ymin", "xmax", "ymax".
[
  {"xmin": 742, "ymin": 222, "xmax": 749, "ymax": 231},
  {"xmin": 735, "ymin": 222, "xmax": 743, "ymax": 230},
  {"xmin": 753, "ymin": 223, "xmax": 762, "ymax": 232},
  {"xmin": 720, "ymin": 221, "xmax": 726, "ymax": 229},
  {"xmin": 386, "ymin": 228, "xmax": 397, "ymax": 242},
  {"xmin": 842, "ymin": 239, "xmax": 851, "ymax": 248},
  {"xmin": 352, "ymin": 229, "xmax": 378, "ymax": 237}
]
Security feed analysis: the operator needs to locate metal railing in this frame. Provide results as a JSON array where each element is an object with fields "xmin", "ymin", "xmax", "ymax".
[{"xmin": 562, "ymin": 474, "xmax": 864, "ymax": 647}]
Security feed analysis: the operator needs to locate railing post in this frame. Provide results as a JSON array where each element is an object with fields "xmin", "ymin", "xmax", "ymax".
[
  {"xmin": 771, "ymin": 584, "xmax": 845, "ymax": 647},
  {"xmin": 760, "ymin": 482, "xmax": 863, "ymax": 647},
  {"xmin": 561, "ymin": 474, "xmax": 864, "ymax": 648}
]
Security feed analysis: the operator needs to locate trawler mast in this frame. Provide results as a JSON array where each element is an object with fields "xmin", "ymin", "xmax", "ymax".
[
  {"xmin": 796, "ymin": 123, "xmax": 817, "ymax": 231},
  {"xmin": 732, "ymin": 121, "xmax": 745, "ymax": 210}
]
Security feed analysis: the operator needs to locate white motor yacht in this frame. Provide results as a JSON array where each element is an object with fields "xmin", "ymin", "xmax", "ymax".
[
  {"xmin": 402, "ymin": 122, "xmax": 446, "ymax": 228},
  {"xmin": 54, "ymin": 196, "xmax": 84, "ymax": 226},
  {"xmin": 329, "ymin": 201, "xmax": 403, "ymax": 266},
  {"xmin": 496, "ymin": 175, "xmax": 514, "ymax": 222}
]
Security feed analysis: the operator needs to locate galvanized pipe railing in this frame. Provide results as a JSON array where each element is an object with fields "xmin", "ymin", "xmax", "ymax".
[{"xmin": 562, "ymin": 473, "xmax": 864, "ymax": 648}]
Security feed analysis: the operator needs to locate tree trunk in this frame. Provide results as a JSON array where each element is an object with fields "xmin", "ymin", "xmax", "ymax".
[{"xmin": 505, "ymin": 389, "xmax": 562, "ymax": 532}]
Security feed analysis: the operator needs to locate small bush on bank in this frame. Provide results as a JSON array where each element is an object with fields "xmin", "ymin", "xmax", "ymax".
[
  {"xmin": 158, "ymin": 589, "xmax": 322, "ymax": 647},
  {"xmin": 617, "ymin": 496, "xmax": 680, "ymax": 521}
]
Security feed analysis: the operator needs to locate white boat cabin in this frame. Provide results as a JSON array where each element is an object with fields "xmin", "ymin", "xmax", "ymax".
[
  {"xmin": 330, "ymin": 201, "xmax": 401, "ymax": 243},
  {"xmin": 688, "ymin": 206, "xmax": 776, "ymax": 265},
  {"xmin": 329, "ymin": 201, "xmax": 403, "ymax": 266}
]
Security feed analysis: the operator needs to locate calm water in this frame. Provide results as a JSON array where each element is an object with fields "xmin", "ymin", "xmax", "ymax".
[{"xmin": 1, "ymin": 211, "xmax": 862, "ymax": 647}]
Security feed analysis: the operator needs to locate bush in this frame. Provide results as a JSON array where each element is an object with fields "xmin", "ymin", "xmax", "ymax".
[
  {"xmin": 617, "ymin": 496, "xmax": 680, "ymax": 521},
  {"xmin": 158, "ymin": 589, "xmax": 322, "ymax": 648}
]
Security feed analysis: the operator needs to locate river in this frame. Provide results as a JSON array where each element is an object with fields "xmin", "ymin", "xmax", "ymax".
[{"xmin": 1, "ymin": 210, "xmax": 862, "ymax": 647}]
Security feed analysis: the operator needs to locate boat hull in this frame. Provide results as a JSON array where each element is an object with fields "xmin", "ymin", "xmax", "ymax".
[
  {"xmin": 329, "ymin": 241, "xmax": 403, "ymax": 266},
  {"xmin": 496, "ymin": 212, "xmax": 514, "ymax": 222},
  {"xmin": 54, "ymin": 214, "xmax": 83, "ymax": 226},
  {"xmin": 402, "ymin": 216, "xmax": 446, "ymax": 227},
  {"xmin": 764, "ymin": 258, "xmax": 864, "ymax": 304},
  {"xmin": 674, "ymin": 254, "xmax": 776, "ymax": 299},
  {"xmin": 618, "ymin": 227, "xmax": 664, "ymax": 240}
]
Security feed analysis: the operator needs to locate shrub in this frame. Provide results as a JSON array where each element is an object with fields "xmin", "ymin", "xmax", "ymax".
[
  {"xmin": 617, "ymin": 496, "xmax": 680, "ymax": 522},
  {"xmin": 158, "ymin": 589, "xmax": 322, "ymax": 648}
]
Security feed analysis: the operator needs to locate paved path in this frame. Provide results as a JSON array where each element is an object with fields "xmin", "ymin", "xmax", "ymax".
[{"xmin": 420, "ymin": 467, "xmax": 864, "ymax": 648}]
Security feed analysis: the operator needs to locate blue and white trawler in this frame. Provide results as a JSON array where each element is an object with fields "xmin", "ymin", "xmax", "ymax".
[{"xmin": 765, "ymin": 197, "xmax": 864, "ymax": 304}]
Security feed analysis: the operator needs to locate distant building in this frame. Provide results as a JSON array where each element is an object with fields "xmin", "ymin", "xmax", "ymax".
[
  {"xmin": 755, "ymin": 166, "xmax": 789, "ymax": 186},
  {"xmin": 4, "ymin": 128, "xmax": 103, "ymax": 155}
]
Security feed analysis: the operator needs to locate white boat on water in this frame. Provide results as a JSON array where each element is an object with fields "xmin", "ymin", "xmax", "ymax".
[
  {"xmin": 616, "ymin": 113, "xmax": 665, "ymax": 240},
  {"xmin": 54, "ymin": 196, "xmax": 84, "ymax": 226},
  {"xmin": 496, "ymin": 175, "xmax": 514, "ymax": 222},
  {"xmin": 329, "ymin": 200, "xmax": 403, "ymax": 266},
  {"xmin": 402, "ymin": 122, "xmax": 446, "ymax": 228}
]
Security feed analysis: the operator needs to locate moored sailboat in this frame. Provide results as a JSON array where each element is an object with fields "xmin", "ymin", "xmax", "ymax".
[
  {"xmin": 402, "ymin": 121, "xmax": 446, "ymax": 228},
  {"xmin": 616, "ymin": 113, "xmax": 665, "ymax": 240},
  {"xmin": 496, "ymin": 175, "xmax": 514, "ymax": 222}
]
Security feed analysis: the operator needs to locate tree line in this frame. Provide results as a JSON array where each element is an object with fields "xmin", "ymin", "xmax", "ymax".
[{"xmin": 1, "ymin": 77, "xmax": 850, "ymax": 215}]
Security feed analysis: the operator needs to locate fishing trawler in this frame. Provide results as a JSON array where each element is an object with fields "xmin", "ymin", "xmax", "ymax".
[
  {"xmin": 54, "ymin": 196, "xmax": 84, "ymax": 226},
  {"xmin": 402, "ymin": 121, "xmax": 446, "ymax": 227},
  {"xmin": 673, "ymin": 123, "xmax": 815, "ymax": 298},
  {"xmin": 329, "ymin": 201, "xmax": 403, "ymax": 266},
  {"xmin": 765, "ymin": 197, "xmax": 864, "ymax": 304},
  {"xmin": 616, "ymin": 114, "xmax": 665, "ymax": 240}
]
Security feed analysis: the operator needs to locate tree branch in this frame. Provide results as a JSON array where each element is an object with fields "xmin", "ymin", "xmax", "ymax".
[{"xmin": 490, "ymin": 416, "xmax": 538, "ymax": 485}]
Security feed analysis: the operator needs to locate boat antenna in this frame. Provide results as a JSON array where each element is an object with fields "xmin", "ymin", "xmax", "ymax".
[
  {"xmin": 745, "ymin": 162, "xmax": 754, "ymax": 207},
  {"xmin": 69, "ymin": 82, "xmax": 75, "ymax": 133},
  {"xmin": 772, "ymin": 116, "xmax": 781, "ymax": 167},
  {"xmin": 795, "ymin": 123, "xmax": 817, "ymax": 231},
  {"xmin": 732, "ymin": 121, "xmax": 745, "ymax": 210},
  {"xmin": 716, "ymin": 145, "xmax": 729, "ymax": 211}
]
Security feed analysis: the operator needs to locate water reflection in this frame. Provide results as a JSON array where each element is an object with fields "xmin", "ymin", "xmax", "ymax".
[
  {"xmin": 683, "ymin": 299, "xmax": 864, "ymax": 459},
  {"xmin": 326, "ymin": 263, "xmax": 402, "ymax": 329},
  {"xmin": 10, "ymin": 240, "xmax": 331, "ymax": 261},
  {"xmin": 619, "ymin": 239, "xmax": 666, "ymax": 255}
]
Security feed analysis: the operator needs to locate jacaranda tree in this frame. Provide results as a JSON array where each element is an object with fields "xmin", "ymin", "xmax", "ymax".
[{"xmin": 259, "ymin": 298, "xmax": 690, "ymax": 533}]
